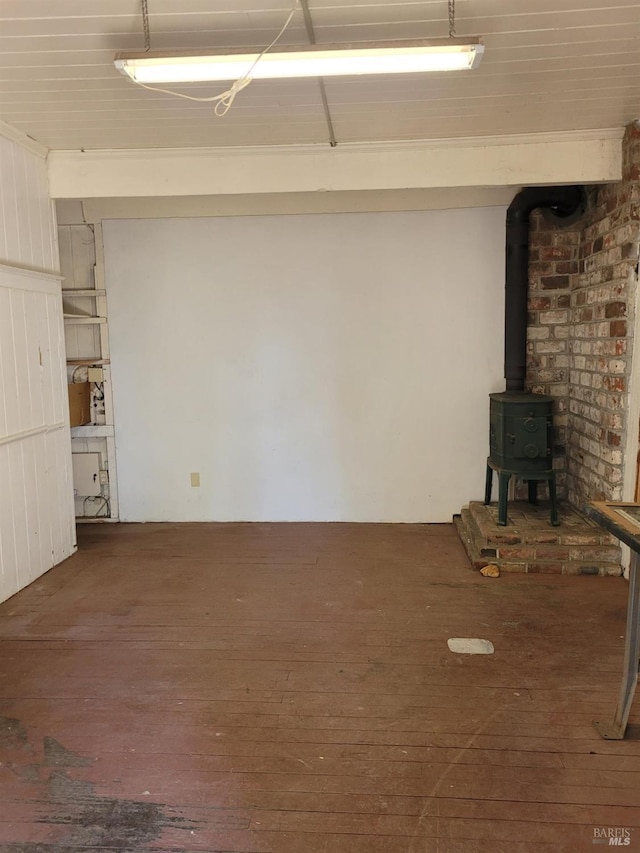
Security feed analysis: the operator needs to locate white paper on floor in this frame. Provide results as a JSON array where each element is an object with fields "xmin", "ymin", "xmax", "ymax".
[{"xmin": 447, "ymin": 638, "xmax": 494, "ymax": 655}]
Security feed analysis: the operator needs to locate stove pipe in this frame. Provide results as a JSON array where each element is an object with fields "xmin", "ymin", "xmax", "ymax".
[{"xmin": 505, "ymin": 185, "xmax": 584, "ymax": 392}]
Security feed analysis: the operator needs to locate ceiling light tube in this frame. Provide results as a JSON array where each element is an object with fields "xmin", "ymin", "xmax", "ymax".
[{"xmin": 114, "ymin": 38, "xmax": 484, "ymax": 84}]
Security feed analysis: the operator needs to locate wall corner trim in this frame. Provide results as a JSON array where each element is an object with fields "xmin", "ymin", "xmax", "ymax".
[{"xmin": 0, "ymin": 119, "xmax": 49, "ymax": 159}]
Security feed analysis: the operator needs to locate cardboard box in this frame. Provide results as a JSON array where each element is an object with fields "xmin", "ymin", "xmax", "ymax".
[{"xmin": 68, "ymin": 382, "xmax": 91, "ymax": 427}]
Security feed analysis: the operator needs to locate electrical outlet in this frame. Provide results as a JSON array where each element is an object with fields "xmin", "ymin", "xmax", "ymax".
[
  {"xmin": 190, "ymin": 472, "xmax": 200, "ymax": 487},
  {"xmin": 99, "ymin": 469, "xmax": 109, "ymax": 485},
  {"xmin": 88, "ymin": 367, "xmax": 103, "ymax": 382}
]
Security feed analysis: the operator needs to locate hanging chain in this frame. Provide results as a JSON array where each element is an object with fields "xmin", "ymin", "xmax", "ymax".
[
  {"xmin": 448, "ymin": 0, "xmax": 456, "ymax": 37},
  {"xmin": 141, "ymin": 0, "xmax": 151, "ymax": 52}
]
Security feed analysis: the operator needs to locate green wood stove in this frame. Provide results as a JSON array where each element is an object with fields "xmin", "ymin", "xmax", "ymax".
[
  {"xmin": 484, "ymin": 391, "xmax": 559, "ymax": 526},
  {"xmin": 486, "ymin": 184, "xmax": 584, "ymax": 527}
]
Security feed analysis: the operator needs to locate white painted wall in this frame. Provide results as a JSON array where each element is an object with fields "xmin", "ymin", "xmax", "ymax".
[
  {"xmin": 0, "ymin": 135, "xmax": 58, "ymax": 274},
  {"xmin": 0, "ymin": 133, "xmax": 76, "ymax": 603},
  {"xmin": 104, "ymin": 208, "xmax": 506, "ymax": 522},
  {"xmin": 0, "ymin": 264, "xmax": 76, "ymax": 601}
]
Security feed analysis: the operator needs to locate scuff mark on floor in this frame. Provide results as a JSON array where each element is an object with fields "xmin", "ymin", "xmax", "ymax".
[
  {"xmin": 0, "ymin": 717, "xmax": 200, "ymax": 852},
  {"xmin": 0, "ymin": 715, "xmax": 32, "ymax": 752},
  {"xmin": 43, "ymin": 736, "xmax": 92, "ymax": 768},
  {"xmin": 46, "ymin": 771, "xmax": 195, "ymax": 849}
]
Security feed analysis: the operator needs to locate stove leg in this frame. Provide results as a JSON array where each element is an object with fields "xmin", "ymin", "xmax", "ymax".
[
  {"xmin": 497, "ymin": 472, "xmax": 511, "ymax": 526},
  {"xmin": 527, "ymin": 480, "xmax": 538, "ymax": 505},
  {"xmin": 484, "ymin": 463, "xmax": 493, "ymax": 505},
  {"xmin": 594, "ymin": 552, "xmax": 640, "ymax": 739}
]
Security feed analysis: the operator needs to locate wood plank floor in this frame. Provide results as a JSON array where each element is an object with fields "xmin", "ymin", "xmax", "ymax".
[{"xmin": 0, "ymin": 522, "xmax": 639, "ymax": 852}]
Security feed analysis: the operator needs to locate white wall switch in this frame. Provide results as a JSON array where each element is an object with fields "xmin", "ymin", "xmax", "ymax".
[{"xmin": 190, "ymin": 472, "xmax": 200, "ymax": 487}]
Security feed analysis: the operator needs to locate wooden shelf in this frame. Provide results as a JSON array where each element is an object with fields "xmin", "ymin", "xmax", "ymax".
[
  {"xmin": 70, "ymin": 425, "xmax": 114, "ymax": 438},
  {"xmin": 75, "ymin": 517, "xmax": 118, "ymax": 523},
  {"xmin": 62, "ymin": 289, "xmax": 106, "ymax": 296},
  {"xmin": 64, "ymin": 315, "xmax": 107, "ymax": 324},
  {"xmin": 67, "ymin": 358, "xmax": 110, "ymax": 366}
]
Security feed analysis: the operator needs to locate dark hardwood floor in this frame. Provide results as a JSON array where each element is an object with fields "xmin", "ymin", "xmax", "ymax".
[{"xmin": 0, "ymin": 522, "xmax": 638, "ymax": 852}]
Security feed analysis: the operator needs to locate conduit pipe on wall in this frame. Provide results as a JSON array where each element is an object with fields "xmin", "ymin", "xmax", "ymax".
[{"xmin": 505, "ymin": 185, "xmax": 585, "ymax": 391}]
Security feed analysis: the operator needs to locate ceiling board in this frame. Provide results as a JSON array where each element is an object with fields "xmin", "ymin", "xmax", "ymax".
[{"xmin": 0, "ymin": 0, "xmax": 637, "ymax": 150}]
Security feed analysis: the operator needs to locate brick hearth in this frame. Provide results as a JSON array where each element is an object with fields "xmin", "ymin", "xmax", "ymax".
[{"xmin": 454, "ymin": 500, "xmax": 622, "ymax": 576}]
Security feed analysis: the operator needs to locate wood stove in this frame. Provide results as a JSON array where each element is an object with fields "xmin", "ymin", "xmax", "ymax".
[
  {"xmin": 484, "ymin": 391, "xmax": 559, "ymax": 526},
  {"xmin": 482, "ymin": 185, "xmax": 584, "ymax": 527},
  {"xmin": 489, "ymin": 392, "xmax": 553, "ymax": 471}
]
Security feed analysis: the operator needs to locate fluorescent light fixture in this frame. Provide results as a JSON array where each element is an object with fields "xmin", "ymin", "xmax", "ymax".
[{"xmin": 114, "ymin": 38, "xmax": 484, "ymax": 84}]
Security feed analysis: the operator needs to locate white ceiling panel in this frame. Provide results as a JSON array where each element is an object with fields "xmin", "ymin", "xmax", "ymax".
[{"xmin": 0, "ymin": 0, "xmax": 638, "ymax": 150}]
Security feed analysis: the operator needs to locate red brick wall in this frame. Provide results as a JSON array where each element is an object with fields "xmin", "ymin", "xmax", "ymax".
[
  {"xmin": 527, "ymin": 123, "xmax": 640, "ymax": 507},
  {"xmin": 526, "ymin": 212, "xmax": 581, "ymax": 497}
]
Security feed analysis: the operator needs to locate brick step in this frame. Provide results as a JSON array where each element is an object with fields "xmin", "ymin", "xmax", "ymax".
[
  {"xmin": 561, "ymin": 561, "xmax": 622, "ymax": 577},
  {"xmin": 459, "ymin": 506, "xmax": 484, "ymax": 544},
  {"xmin": 460, "ymin": 507, "xmax": 504, "ymax": 560},
  {"xmin": 497, "ymin": 558, "xmax": 622, "ymax": 576},
  {"xmin": 493, "ymin": 543, "xmax": 621, "ymax": 563},
  {"xmin": 468, "ymin": 500, "xmax": 523, "ymax": 545},
  {"xmin": 453, "ymin": 513, "xmax": 489, "ymax": 571},
  {"xmin": 455, "ymin": 503, "xmax": 622, "ymax": 576},
  {"xmin": 468, "ymin": 500, "xmax": 616, "ymax": 547}
]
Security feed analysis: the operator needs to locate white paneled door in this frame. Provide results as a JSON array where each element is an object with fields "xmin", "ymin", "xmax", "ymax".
[{"xmin": 0, "ymin": 263, "xmax": 75, "ymax": 603}]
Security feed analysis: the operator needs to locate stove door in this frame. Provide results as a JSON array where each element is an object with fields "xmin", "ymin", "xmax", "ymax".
[{"xmin": 512, "ymin": 416, "xmax": 551, "ymax": 461}]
